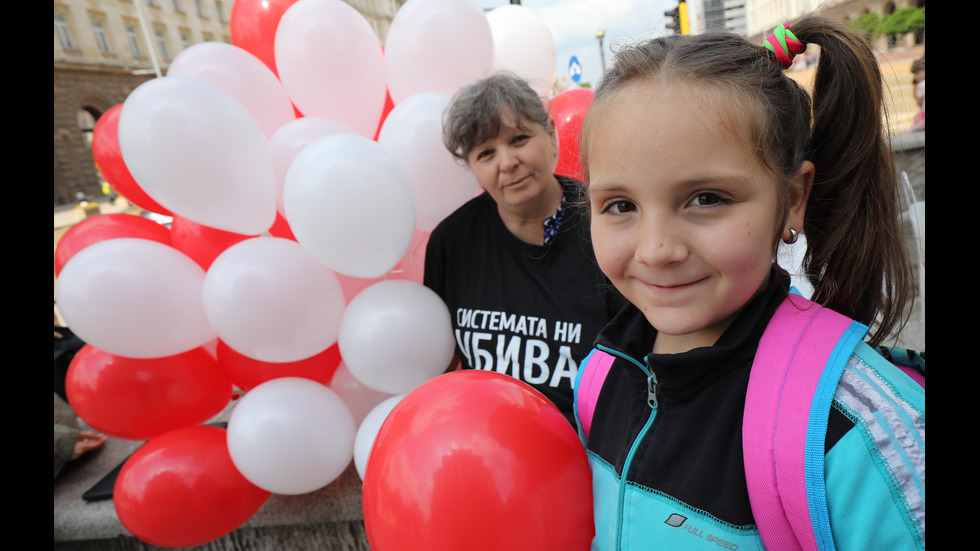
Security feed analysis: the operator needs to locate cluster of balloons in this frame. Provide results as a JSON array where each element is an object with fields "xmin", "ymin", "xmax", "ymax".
[{"xmin": 55, "ymin": 0, "xmax": 595, "ymax": 547}]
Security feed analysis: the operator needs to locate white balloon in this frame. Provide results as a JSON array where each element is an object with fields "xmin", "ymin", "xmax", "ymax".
[
  {"xmin": 487, "ymin": 4, "xmax": 558, "ymax": 98},
  {"xmin": 384, "ymin": 0, "xmax": 494, "ymax": 104},
  {"xmin": 275, "ymin": 0, "xmax": 387, "ymax": 137},
  {"xmin": 353, "ymin": 394, "xmax": 406, "ymax": 480},
  {"xmin": 338, "ymin": 280, "xmax": 455, "ymax": 395},
  {"xmin": 377, "ymin": 93, "xmax": 480, "ymax": 232},
  {"xmin": 329, "ymin": 363, "xmax": 396, "ymax": 426},
  {"xmin": 227, "ymin": 378, "xmax": 356, "ymax": 495},
  {"xmin": 55, "ymin": 238, "xmax": 217, "ymax": 359},
  {"xmin": 167, "ymin": 41, "xmax": 295, "ymax": 139},
  {"xmin": 269, "ymin": 117, "xmax": 358, "ymax": 218},
  {"xmin": 202, "ymin": 237, "xmax": 346, "ymax": 363},
  {"xmin": 283, "ymin": 134, "xmax": 417, "ymax": 279},
  {"xmin": 118, "ymin": 76, "xmax": 276, "ymax": 235}
]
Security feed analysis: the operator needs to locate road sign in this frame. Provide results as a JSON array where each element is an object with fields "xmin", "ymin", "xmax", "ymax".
[{"xmin": 569, "ymin": 56, "xmax": 582, "ymax": 83}]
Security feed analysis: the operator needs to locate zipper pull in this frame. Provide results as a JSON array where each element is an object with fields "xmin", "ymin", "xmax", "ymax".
[{"xmin": 647, "ymin": 373, "xmax": 658, "ymax": 409}]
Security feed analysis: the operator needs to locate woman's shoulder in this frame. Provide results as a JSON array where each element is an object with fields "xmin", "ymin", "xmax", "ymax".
[
  {"xmin": 556, "ymin": 174, "xmax": 587, "ymax": 201},
  {"xmin": 429, "ymin": 191, "xmax": 493, "ymax": 238}
]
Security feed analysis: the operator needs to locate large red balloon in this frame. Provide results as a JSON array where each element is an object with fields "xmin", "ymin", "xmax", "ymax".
[
  {"xmin": 229, "ymin": 0, "xmax": 300, "ymax": 77},
  {"xmin": 114, "ymin": 425, "xmax": 270, "ymax": 548},
  {"xmin": 170, "ymin": 215, "xmax": 255, "ymax": 270},
  {"xmin": 216, "ymin": 339, "xmax": 342, "ymax": 391},
  {"xmin": 91, "ymin": 104, "xmax": 173, "ymax": 216},
  {"xmin": 363, "ymin": 370, "xmax": 595, "ymax": 551},
  {"xmin": 66, "ymin": 345, "xmax": 233, "ymax": 441},
  {"xmin": 54, "ymin": 213, "xmax": 172, "ymax": 276},
  {"xmin": 548, "ymin": 88, "xmax": 594, "ymax": 182}
]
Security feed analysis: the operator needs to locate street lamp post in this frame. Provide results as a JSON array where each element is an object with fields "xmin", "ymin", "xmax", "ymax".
[
  {"xmin": 132, "ymin": 0, "xmax": 162, "ymax": 77},
  {"xmin": 597, "ymin": 29, "xmax": 606, "ymax": 75}
]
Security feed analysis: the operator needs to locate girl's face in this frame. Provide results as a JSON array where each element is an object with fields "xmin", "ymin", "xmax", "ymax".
[{"xmin": 587, "ymin": 83, "xmax": 808, "ymax": 354}]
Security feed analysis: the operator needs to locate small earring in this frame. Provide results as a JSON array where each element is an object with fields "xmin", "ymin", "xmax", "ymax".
[{"xmin": 783, "ymin": 227, "xmax": 799, "ymax": 245}]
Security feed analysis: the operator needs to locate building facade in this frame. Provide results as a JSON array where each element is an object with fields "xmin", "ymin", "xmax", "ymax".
[
  {"xmin": 742, "ymin": 0, "xmax": 925, "ymax": 48},
  {"xmin": 692, "ymin": 0, "xmax": 924, "ymax": 50},
  {"xmin": 53, "ymin": 0, "xmax": 404, "ymax": 206},
  {"xmin": 696, "ymin": 0, "xmax": 750, "ymax": 35}
]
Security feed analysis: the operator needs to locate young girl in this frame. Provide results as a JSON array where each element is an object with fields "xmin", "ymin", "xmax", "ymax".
[{"xmin": 575, "ymin": 16, "xmax": 924, "ymax": 551}]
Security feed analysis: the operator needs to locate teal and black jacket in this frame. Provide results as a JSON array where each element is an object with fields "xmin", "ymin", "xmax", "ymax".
[{"xmin": 575, "ymin": 270, "xmax": 925, "ymax": 550}]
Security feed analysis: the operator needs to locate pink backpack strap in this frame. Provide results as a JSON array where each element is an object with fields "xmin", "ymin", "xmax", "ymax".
[
  {"xmin": 743, "ymin": 294, "xmax": 867, "ymax": 551},
  {"xmin": 574, "ymin": 349, "xmax": 616, "ymax": 439}
]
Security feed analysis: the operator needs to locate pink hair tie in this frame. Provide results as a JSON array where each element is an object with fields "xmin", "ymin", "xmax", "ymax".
[{"xmin": 764, "ymin": 23, "xmax": 806, "ymax": 69}]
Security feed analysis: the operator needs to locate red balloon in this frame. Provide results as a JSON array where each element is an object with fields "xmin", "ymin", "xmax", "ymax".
[
  {"xmin": 229, "ymin": 0, "xmax": 300, "ymax": 77},
  {"xmin": 170, "ymin": 215, "xmax": 255, "ymax": 270},
  {"xmin": 372, "ymin": 87, "xmax": 395, "ymax": 141},
  {"xmin": 114, "ymin": 425, "xmax": 270, "ymax": 548},
  {"xmin": 216, "ymin": 340, "xmax": 342, "ymax": 391},
  {"xmin": 373, "ymin": 48, "xmax": 395, "ymax": 141},
  {"xmin": 66, "ymin": 345, "xmax": 233, "ymax": 441},
  {"xmin": 268, "ymin": 211, "xmax": 297, "ymax": 241},
  {"xmin": 54, "ymin": 213, "xmax": 172, "ymax": 276},
  {"xmin": 547, "ymin": 88, "xmax": 595, "ymax": 182},
  {"xmin": 91, "ymin": 104, "xmax": 173, "ymax": 216},
  {"xmin": 363, "ymin": 370, "xmax": 595, "ymax": 551}
]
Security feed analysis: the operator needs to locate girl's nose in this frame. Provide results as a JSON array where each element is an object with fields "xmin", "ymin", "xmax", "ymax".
[{"xmin": 634, "ymin": 214, "xmax": 688, "ymax": 267}]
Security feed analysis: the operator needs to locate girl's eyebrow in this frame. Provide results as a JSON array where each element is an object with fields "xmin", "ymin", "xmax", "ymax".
[
  {"xmin": 589, "ymin": 174, "xmax": 751, "ymax": 195},
  {"xmin": 585, "ymin": 182, "xmax": 629, "ymax": 194}
]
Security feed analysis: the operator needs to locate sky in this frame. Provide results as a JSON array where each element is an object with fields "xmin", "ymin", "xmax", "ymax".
[{"xmin": 476, "ymin": 0, "xmax": 680, "ymax": 88}]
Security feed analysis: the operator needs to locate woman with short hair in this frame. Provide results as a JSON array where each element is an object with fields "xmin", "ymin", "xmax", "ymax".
[{"xmin": 424, "ymin": 72, "xmax": 622, "ymax": 425}]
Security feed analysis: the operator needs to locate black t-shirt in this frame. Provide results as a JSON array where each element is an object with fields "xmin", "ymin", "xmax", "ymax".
[{"xmin": 424, "ymin": 176, "xmax": 623, "ymax": 424}]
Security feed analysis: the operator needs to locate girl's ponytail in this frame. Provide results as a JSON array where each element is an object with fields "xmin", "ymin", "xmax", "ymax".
[{"xmin": 788, "ymin": 17, "xmax": 914, "ymax": 346}]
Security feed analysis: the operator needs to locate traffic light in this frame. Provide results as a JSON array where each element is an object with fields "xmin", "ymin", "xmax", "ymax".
[
  {"xmin": 664, "ymin": 0, "xmax": 690, "ymax": 35},
  {"xmin": 665, "ymin": 6, "xmax": 680, "ymax": 33}
]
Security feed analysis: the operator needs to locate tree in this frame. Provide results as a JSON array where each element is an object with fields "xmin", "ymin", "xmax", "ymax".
[
  {"xmin": 849, "ymin": 7, "xmax": 925, "ymax": 42},
  {"xmin": 849, "ymin": 12, "xmax": 883, "ymax": 41},
  {"xmin": 880, "ymin": 7, "xmax": 925, "ymax": 37}
]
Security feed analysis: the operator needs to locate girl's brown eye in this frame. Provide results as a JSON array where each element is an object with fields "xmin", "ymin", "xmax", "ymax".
[
  {"xmin": 690, "ymin": 193, "xmax": 728, "ymax": 207},
  {"xmin": 602, "ymin": 200, "xmax": 636, "ymax": 215}
]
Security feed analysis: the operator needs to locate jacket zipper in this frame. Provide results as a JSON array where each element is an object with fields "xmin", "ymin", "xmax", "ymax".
[{"xmin": 596, "ymin": 345, "xmax": 660, "ymax": 551}]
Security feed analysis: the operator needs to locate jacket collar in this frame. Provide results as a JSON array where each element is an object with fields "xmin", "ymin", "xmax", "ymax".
[{"xmin": 593, "ymin": 267, "xmax": 791, "ymax": 401}]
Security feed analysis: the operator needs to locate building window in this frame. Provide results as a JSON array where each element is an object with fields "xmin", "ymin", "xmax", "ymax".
[
  {"xmin": 147, "ymin": 0, "xmax": 159, "ymax": 7},
  {"xmin": 202, "ymin": 31, "xmax": 214, "ymax": 42},
  {"xmin": 173, "ymin": 0, "xmax": 184, "ymax": 12},
  {"xmin": 91, "ymin": 20, "xmax": 113, "ymax": 54},
  {"xmin": 126, "ymin": 25, "xmax": 145, "ymax": 57},
  {"xmin": 195, "ymin": 0, "xmax": 207, "ymax": 17},
  {"xmin": 54, "ymin": 13, "xmax": 78, "ymax": 50},
  {"xmin": 215, "ymin": 0, "xmax": 227, "ymax": 22},
  {"xmin": 180, "ymin": 33, "xmax": 191, "ymax": 49},
  {"xmin": 154, "ymin": 29, "xmax": 171, "ymax": 60}
]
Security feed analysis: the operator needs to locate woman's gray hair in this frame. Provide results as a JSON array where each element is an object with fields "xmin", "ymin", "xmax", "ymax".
[{"xmin": 442, "ymin": 71, "xmax": 553, "ymax": 163}]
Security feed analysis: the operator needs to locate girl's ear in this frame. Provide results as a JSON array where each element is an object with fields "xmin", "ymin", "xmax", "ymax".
[{"xmin": 784, "ymin": 161, "xmax": 814, "ymax": 240}]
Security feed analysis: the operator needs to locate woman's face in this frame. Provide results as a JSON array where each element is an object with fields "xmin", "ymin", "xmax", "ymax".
[{"xmin": 466, "ymin": 106, "xmax": 559, "ymax": 217}]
